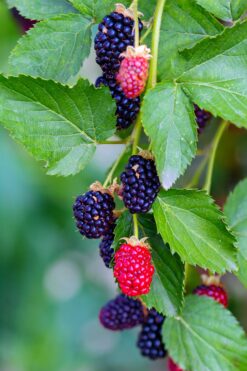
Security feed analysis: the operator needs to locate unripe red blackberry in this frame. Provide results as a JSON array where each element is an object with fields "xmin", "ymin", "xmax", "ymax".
[
  {"xmin": 117, "ymin": 45, "xmax": 151, "ymax": 99},
  {"xmin": 168, "ymin": 357, "xmax": 184, "ymax": 371},
  {"xmin": 120, "ymin": 153, "xmax": 160, "ymax": 214},
  {"xmin": 99, "ymin": 222, "xmax": 116, "ymax": 268},
  {"xmin": 194, "ymin": 275, "xmax": 228, "ymax": 307},
  {"xmin": 194, "ymin": 104, "xmax": 211, "ymax": 133},
  {"xmin": 99, "ymin": 294, "xmax": 144, "ymax": 330},
  {"xmin": 113, "ymin": 237, "xmax": 154, "ymax": 296},
  {"xmin": 73, "ymin": 182, "xmax": 115, "ymax": 239},
  {"xmin": 94, "ymin": 4, "xmax": 143, "ymax": 77},
  {"xmin": 137, "ymin": 308, "xmax": 166, "ymax": 360}
]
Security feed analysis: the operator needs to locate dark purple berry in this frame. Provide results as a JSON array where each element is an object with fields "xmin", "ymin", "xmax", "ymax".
[
  {"xmin": 94, "ymin": 7, "xmax": 143, "ymax": 130},
  {"xmin": 99, "ymin": 294, "xmax": 144, "ymax": 330},
  {"xmin": 73, "ymin": 191, "xmax": 115, "ymax": 239},
  {"xmin": 194, "ymin": 104, "xmax": 212, "ymax": 133},
  {"xmin": 137, "ymin": 308, "xmax": 166, "ymax": 360},
  {"xmin": 120, "ymin": 155, "xmax": 161, "ymax": 213},
  {"xmin": 99, "ymin": 222, "xmax": 115, "ymax": 268}
]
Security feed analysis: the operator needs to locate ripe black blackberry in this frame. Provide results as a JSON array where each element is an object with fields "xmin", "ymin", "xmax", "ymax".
[
  {"xmin": 137, "ymin": 308, "xmax": 166, "ymax": 360},
  {"xmin": 94, "ymin": 4, "xmax": 143, "ymax": 129},
  {"xmin": 194, "ymin": 104, "xmax": 211, "ymax": 133},
  {"xmin": 99, "ymin": 222, "xmax": 115, "ymax": 268},
  {"xmin": 99, "ymin": 294, "xmax": 144, "ymax": 330},
  {"xmin": 94, "ymin": 4, "xmax": 143, "ymax": 78},
  {"xmin": 73, "ymin": 184, "xmax": 115, "ymax": 239},
  {"xmin": 120, "ymin": 154, "xmax": 161, "ymax": 213}
]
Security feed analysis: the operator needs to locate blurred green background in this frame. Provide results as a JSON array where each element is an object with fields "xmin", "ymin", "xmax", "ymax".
[{"xmin": 0, "ymin": 2, "xmax": 247, "ymax": 370}]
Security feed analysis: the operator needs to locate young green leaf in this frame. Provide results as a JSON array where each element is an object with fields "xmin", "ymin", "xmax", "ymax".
[
  {"xmin": 9, "ymin": 14, "xmax": 92, "ymax": 84},
  {"xmin": 139, "ymin": 214, "xmax": 185, "ymax": 317},
  {"xmin": 112, "ymin": 211, "xmax": 133, "ymax": 252},
  {"xmin": 177, "ymin": 21, "xmax": 247, "ymax": 127},
  {"xmin": 153, "ymin": 189, "xmax": 237, "ymax": 273},
  {"xmin": 0, "ymin": 76, "xmax": 116, "ymax": 176},
  {"xmin": 141, "ymin": 82, "xmax": 197, "ymax": 189},
  {"xmin": 68, "ymin": 0, "xmax": 130, "ymax": 22},
  {"xmin": 225, "ymin": 179, "xmax": 247, "ymax": 288},
  {"xmin": 163, "ymin": 295, "xmax": 247, "ymax": 371},
  {"xmin": 159, "ymin": 0, "xmax": 223, "ymax": 80},
  {"xmin": 195, "ymin": 0, "xmax": 247, "ymax": 21},
  {"xmin": 7, "ymin": 0, "xmax": 78, "ymax": 21}
]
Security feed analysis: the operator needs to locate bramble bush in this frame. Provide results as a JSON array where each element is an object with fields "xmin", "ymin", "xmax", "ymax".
[{"xmin": 1, "ymin": 0, "xmax": 247, "ymax": 370}]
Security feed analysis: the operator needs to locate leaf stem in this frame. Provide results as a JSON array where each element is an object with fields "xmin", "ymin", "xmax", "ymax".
[
  {"xmin": 99, "ymin": 139, "xmax": 130, "ymax": 145},
  {"xmin": 133, "ymin": 0, "xmax": 139, "ymax": 48},
  {"xmin": 132, "ymin": 114, "xmax": 142, "ymax": 155},
  {"xmin": 103, "ymin": 146, "xmax": 129, "ymax": 187},
  {"xmin": 203, "ymin": 120, "xmax": 229, "ymax": 194},
  {"xmin": 133, "ymin": 214, "xmax": 139, "ymax": 238},
  {"xmin": 147, "ymin": 0, "xmax": 166, "ymax": 89},
  {"xmin": 140, "ymin": 20, "xmax": 153, "ymax": 43}
]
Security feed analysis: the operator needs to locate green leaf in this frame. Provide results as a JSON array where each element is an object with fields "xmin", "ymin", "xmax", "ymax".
[
  {"xmin": 0, "ymin": 2, "xmax": 21, "ymax": 73},
  {"xmin": 163, "ymin": 295, "xmax": 247, "ymax": 371},
  {"xmin": 159, "ymin": 0, "xmax": 223, "ymax": 80},
  {"xmin": 195, "ymin": 0, "xmax": 247, "ymax": 21},
  {"xmin": 177, "ymin": 21, "xmax": 247, "ymax": 127},
  {"xmin": 68, "ymin": 0, "xmax": 130, "ymax": 21},
  {"xmin": 9, "ymin": 14, "xmax": 92, "ymax": 84},
  {"xmin": 0, "ymin": 75, "xmax": 116, "ymax": 176},
  {"xmin": 141, "ymin": 82, "xmax": 197, "ymax": 189},
  {"xmin": 225, "ymin": 179, "xmax": 247, "ymax": 288},
  {"xmin": 153, "ymin": 189, "xmax": 237, "ymax": 273},
  {"xmin": 139, "ymin": 215, "xmax": 185, "ymax": 317},
  {"xmin": 112, "ymin": 211, "xmax": 133, "ymax": 252},
  {"xmin": 7, "ymin": 0, "xmax": 78, "ymax": 20}
]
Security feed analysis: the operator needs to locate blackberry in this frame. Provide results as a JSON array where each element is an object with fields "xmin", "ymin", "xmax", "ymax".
[
  {"xmin": 94, "ymin": 5, "xmax": 143, "ymax": 130},
  {"xmin": 99, "ymin": 294, "xmax": 144, "ymax": 330},
  {"xmin": 194, "ymin": 104, "xmax": 211, "ymax": 133},
  {"xmin": 94, "ymin": 6, "xmax": 143, "ymax": 77},
  {"xmin": 73, "ymin": 189, "xmax": 115, "ymax": 239},
  {"xmin": 137, "ymin": 308, "xmax": 166, "ymax": 360},
  {"xmin": 120, "ymin": 154, "xmax": 161, "ymax": 213},
  {"xmin": 99, "ymin": 222, "xmax": 115, "ymax": 268}
]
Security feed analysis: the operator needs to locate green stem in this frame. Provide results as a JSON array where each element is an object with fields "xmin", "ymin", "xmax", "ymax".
[
  {"xmin": 132, "ymin": 114, "xmax": 142, "ymax": 155},
  {"xmin": 147, "ymin": 0, "xmax": 166, "ymax": 89},
  {"xmin": 140, "ymin": 21, "xmax": 153, "ymax": 43},
  {"xmin": 186, "ymin": 154, "xmax": 209, "ymax": 189},
  {"xmin": 203, "ymin": 120, "xmax": 229, "ymax": 194},
  {"xmin": 133, "ymin": 0, "xmax": 139, "ymax": 48},
  {"xmin": 99, "ymin": 139, "xmax": 130, "ymax": 145},
  {"xmin": 103, "ymin": 146, "xmax": 129, "ymax": 187},
  {"xmin": 133, "ymin": 214, "xmax": 139, "ymax": 238}
]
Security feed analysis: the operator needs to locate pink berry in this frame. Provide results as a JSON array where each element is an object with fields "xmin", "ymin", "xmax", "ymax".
[
  {"xmin": 168, "ymin": 357, "xmax": 185, "ymax": 371},
  {"xmin": 194, "ymin": 284, "xmax": 228, "ymax": 307},
  {"xmin": 113, "ymin": 237, "xmax": 154, "ymax": 296}
]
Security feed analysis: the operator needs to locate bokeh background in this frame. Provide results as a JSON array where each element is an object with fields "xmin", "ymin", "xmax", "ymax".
[{"xmin": 0, "ymin": 2, "xmax": 247, "ymax": 370}]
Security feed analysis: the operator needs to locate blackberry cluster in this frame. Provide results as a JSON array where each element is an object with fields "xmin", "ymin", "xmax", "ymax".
[
  {"xmin": 137, "ymin": 308, "xmax": 166, "ymax": 360},
  {"xmin": 120, "ymin": 155, "xmax": 161, "ymax": 213},
  {"xmin": 194, "ymin": 104, "xmax": 211, "ymax": 133},
  {"xmin": 99, "ymin": 222, "xmax": 115, "ymax": 268},
  {"xmin": 73, "ymin": 191, "xmax": 115, "ymax": 239},
  {"xmin": 99, "ymin": 294, "xmax": 144, "ymax": 330},
  {"xmin": 94, "ymin": 9, "xmax": 143, "ymax": 129}
]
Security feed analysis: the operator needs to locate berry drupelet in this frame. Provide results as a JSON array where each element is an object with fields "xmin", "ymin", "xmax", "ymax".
[
  {"xmin": 113, "ymin": 237, "xmax": 154, "ymax": 296},
  {"xmin": 137, "ymin": 308, "xmax": 166, "ymax": 360},
  {"xmin": 99, "ymin": 294, "xmax": 144, "ymax": 330},
  {"xmin": 73, "ymin": 183, "xmax": 115, "ymax": 239},
  {"xmin": 168, "ymin": 358, "xmax": 185, "ymax": 371},
  {"xmin": 120, "ymin": 153, "xmax": 160, "ymax": 214},
  {"xmin": 99, "ymin": 222, "xmax": 115, "ymax": 268},
  {"xmin": 194, "ymin": 283, "xmax": 228, "ymax": 307},
  {"xmin": 194, "ymin": 104, "xmax": 211, "ymax": 133}
]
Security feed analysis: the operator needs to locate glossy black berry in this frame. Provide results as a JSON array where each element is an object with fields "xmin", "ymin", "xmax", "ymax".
[
  {"xmin": 99, "ymin": 294, "xmax": 144, "ymax": 330},
  {"xmin": 120, "ymin": 155, "xmax": 161, "ymax": 213},
  {"xmin": 73, "ymin": 191, "xmax": 115, "ymax": 239},
  {"xmin": 99, "ymin": 222, "xmax": 115, "ymax": 268},
  {"xmin": 194, "ymin": 104, "xmax": 211, "ymax": 133},
  {"xmin": 137, "ymin": 308, "xmax": 166, "ymax": 360}
]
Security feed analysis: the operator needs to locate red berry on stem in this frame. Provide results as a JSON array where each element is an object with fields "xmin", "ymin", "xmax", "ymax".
[
  {"xmin": 194, "ymin": 275, "xmax": 228, "ymax": 307},
  {"xmin": 113, "ymin": 237, "xmax": 154, "ymax": 296},
  {"xmin": 117, "ymin": 45, "xmax": 151, "ymax": 99}
]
